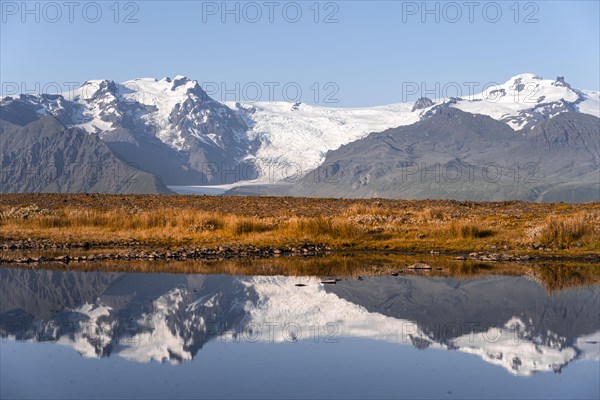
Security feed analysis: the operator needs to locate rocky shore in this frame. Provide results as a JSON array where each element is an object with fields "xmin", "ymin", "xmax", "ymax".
[
  {"xmin": 3, "ymin": 236, "xmax": 600, "ymax": 267},
  {"xmin": 0, "ymin": 240, "xmax": 331, "ymax": 264}
]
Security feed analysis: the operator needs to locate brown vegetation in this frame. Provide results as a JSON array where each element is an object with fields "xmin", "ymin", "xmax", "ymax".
[
  {"xmin": 0, "ymin": 194, "xmax": 599, "ymax": 257},
  {"xmin": 538, "ymin": 214, "xmax": 594, "ymax": 248}
]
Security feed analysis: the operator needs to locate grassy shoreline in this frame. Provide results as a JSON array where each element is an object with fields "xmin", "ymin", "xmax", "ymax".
[{"xmin": 1, "ymin": 194, "xmax": 599, "ymax": 260}]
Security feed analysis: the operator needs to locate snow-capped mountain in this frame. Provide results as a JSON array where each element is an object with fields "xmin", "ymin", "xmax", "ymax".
[
  {"xmin": 1, "ymin": 73, "xmax": 597, "ymax": 187},
  {"xmin": 231, "ymin": 73, "xmax": 599, "ymax": 182},
  {"xmin": 447, "ymin": 73, "xmax": 599, "ymax": 130},
  {"xmin": 1, "ymin": 76, "xmax": 254, "ymax": 186},
  {"xmin": 59, "ymin": 76, "xmax": 249, "ymax": 152},
  {"xmin": 1, "ymin": 269, "xmax": 598, "ymax": 376}
]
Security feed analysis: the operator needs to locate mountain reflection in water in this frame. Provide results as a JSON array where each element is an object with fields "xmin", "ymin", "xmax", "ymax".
[{"xmin": 1, "ymin": 267, "xmax": 598, "ymax": 377}]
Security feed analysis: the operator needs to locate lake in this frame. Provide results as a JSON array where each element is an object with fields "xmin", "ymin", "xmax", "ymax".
[{"xmin": 1, "ymin": 266, "xmax": 599, "ymax": 399}]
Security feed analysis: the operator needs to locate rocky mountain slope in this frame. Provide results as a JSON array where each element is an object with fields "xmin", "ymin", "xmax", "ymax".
[
  {"xmin": 279, "ymin": 108, "xmax": 599, "ymax": 201},
  {"xmin": 0, "ymin": 116, "xmax": 171, "ymax": 194}
]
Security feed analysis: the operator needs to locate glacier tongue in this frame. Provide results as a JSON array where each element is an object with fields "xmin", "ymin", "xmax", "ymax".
[{"xmin": 229, "ymin": 101, "xmax": 422, "ymax": 183}]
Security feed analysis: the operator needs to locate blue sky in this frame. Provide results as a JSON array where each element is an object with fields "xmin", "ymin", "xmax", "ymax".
[{"xmin": 1, "ymin": 0, "xmax": 599, "ymax": 106}]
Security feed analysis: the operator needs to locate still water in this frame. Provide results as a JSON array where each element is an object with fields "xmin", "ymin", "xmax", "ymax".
[{"xmin": 1, "ymin": 267, "xmax": 598, "ymax": 399}]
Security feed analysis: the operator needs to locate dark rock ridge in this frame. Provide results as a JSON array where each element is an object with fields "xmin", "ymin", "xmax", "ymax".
[
  {"xmin": 0, "ymin": 116, "xmax": 171, "ymax": 194},
  {"xmin": 284, "ymin": 108, "xmax": 599, "ymax": 202},
  {"xmin": 412, "ymin": 97, "xmax": 434, "ymax": 111}
]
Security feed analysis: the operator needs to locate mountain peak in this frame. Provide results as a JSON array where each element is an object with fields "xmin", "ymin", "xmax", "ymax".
[
  {"xmin": 506, "ymin": 73, "xmax": 542, "ymax": 82},
  {"xmin": 171, "ymin": 75, "xmax": 194, "ymax": 91},
  {"xmin": 412, "ymin": 97, "xmax": 435, "ymax": 112},
  {"xmin": 67, "ymin": 79, "xmax": 118, "ymax": 101},
  {"xmin": 553, "ymin": 76, "xmax": 572, "ymax": 89}
]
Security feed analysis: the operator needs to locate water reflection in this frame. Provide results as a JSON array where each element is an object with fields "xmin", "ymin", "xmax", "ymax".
[{"xmin": 0, "ymin": 268, "xmax": 598, "ymax": 377}]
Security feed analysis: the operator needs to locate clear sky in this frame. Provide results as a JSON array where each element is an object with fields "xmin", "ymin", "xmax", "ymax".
[{"xmin": 1, "ymin": 0, "xmax": 599, "ymax": 106}]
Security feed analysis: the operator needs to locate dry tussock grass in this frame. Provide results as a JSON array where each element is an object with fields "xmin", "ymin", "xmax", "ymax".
[
  {"xmin": 447, "ymin": 220, "xmax": 495, "ymax": 239},
  {"xmin": 283, "ymin": 217, "xmax": 365, "ymax": 240},
  {"xmin": 0, "ymin": 198, "xmax": 598, "ymax": 254},
  {"xmin": 538, "ymin": 212, "xmax": 597, "ymax": 248},
  {"xmin": 343, "ymin": 204, "xmax": 392, "ymax": 217}
]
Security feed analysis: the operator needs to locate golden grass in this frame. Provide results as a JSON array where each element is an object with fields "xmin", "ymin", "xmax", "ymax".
[
  {"xmin": 1, "ymin": 196, "xmax": 599, "ymax": 256},
  {"xmin": 283, "ymin": 217, "xmax": 364, "ymax": 240},
  {"xmin": 447, "ymin": 220, "xmax": 495, "ymax": 239},
  {"xmin": 539, "ymin": 214, "xmax": 594, "ymax": 248},
  {"xmin": 417, "ymin": 207, "xmax": 446, "ymax": 222},
  {"xmin": 342, "ymin": 204, "xmax": 392, "ymax": 217}
]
